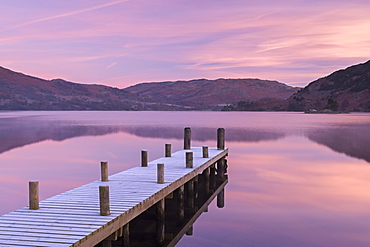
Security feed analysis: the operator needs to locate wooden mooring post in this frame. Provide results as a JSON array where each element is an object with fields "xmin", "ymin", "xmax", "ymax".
[
  {"xmin": 141, "ymin": 149, "xmax": 148, "ymax": 167},
  {"xmin": 186, "ymin": 152, "xmax": 193, "ymax": 168},
  {"xmin": 165, "ymin": 143, "xmax": 171, "ymax": 157},
  {"xmin": 184, "ymin": 127, "xmax": 191, "ymax": 149},
  {"xmin": 29, "ymin": 180, "xmax": 39, "ymax": 210},
  {"xmin": 202, "ymin": 145, "xmax": 209, "ymax": 158},
  {"xmin": 157, "ymin": 163, "xmax": 165, "ymax": 184},
  {"xmin": 99, "ymin": 185, "xmax": 110, "ymax": 216},
  {"xmin": 217, "ymin": 128, "xmax": 225, "ymax": 150},
  {"xmin": 101, "ymin": 161, "xmax": 109, "ymax": 182}
]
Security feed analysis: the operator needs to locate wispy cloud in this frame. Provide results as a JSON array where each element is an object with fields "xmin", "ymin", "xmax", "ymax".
[
  {"xmin": 0, "ymin": 0, "xmax": 130, "ymax": 33},
  {"xmin": 106, "ymin": 62, "xmax": 118, "ymax": 69}
]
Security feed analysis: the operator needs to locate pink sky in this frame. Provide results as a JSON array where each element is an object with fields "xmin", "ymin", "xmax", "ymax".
[{"xmin": 1, "ymin": 0, "xmax": 369, "ymax": 88}]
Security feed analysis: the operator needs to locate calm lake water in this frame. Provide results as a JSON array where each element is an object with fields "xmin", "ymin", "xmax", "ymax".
[{"xmin": 0, "ymin": 111, "xmax": 369, "ymax": 246}]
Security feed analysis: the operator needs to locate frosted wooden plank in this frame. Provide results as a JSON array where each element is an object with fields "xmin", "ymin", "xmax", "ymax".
[
  {"xmin": 0, "ymin": 234, "xmax": 75, "ymax": 244},
  {"xmin": 13, "ymin": 208, "xmax": 121, "ymax": 217},
  {"xmin": 0, "ymin": 220, "xmax": 99, "ymax": 229},
  {"xmin": 0, "ymin": 224, "xmax": 92, "ymax": 234},
  {"xmin": 3, "ymin": 212, "xmax": 112, "ymax": 222},
  {"xmin": 0, "ymin": 240, "xmax": 68, "ymax": 247},
  {"xmin": 0, "ymin": 230, "xmax": 84, "ymax": 240},
  {"xmin": 0, "ymin": 217, "xmax": 104, "ymax": 226},
  {"xmin": 0, "ymin": 226, "xmax": 88, "ymax": 235}
]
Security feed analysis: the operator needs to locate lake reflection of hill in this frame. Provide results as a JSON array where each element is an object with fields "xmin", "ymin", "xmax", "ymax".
[
  {"xmin": 0, "ymin": 114, "xmax": 369, "ymax": 163},
  {"xmin": 306, "ymin": 124, "xmax": 370, "ymax": 163},
  {"xmin": 0, "ymin": 118, "xmax": 122, "ymax": 154},
  {"xmin": 0, "ymin": 117, "xmax": 285, "ymax": 155}
]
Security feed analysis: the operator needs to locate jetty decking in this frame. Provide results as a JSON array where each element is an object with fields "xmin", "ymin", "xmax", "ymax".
[{"xmin": 0, "ymin": 135, "xmax": 228, "ymax": 247}]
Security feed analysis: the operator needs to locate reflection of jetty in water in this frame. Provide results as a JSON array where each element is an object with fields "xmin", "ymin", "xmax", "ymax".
[{"xmin": 98, "ymin": 169, "xmax": 228, "ymax": 247}]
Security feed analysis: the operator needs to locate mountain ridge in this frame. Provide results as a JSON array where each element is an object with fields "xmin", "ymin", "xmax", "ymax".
[
  {"xmin": 0, "ymin": 66, "xmax": 151, "ymax": 110},
  {"xmin": 126, "ymin": 78, "xmax": 299, "ymax": 109},
  {"xmin": 0, "ymin": 66, "xmax": 299, "ymax": 110},
  {"xmin": 224, "ymin": 60, "xmax": 370, "ymax": 112}
]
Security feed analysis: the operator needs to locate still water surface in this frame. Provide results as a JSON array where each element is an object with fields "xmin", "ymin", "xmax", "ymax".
[{"xmin": 0, "ymin": 111, "xmax": 369, "ymax": 246}]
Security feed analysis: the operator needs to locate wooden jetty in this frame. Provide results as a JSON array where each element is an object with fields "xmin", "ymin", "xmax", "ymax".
[{"xmin": 0, "ymin": 128, "xmax": 228, "ymax": 247}]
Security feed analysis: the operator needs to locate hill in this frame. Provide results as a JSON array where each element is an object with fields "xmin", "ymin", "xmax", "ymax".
[
  {"xmin": 125, "ymin": 78, "xmax": 300, "ymax": 109},
  {"xmin": 224, "ymin": 60, "xmax": 370, "ymax": 112},
  {"xmin": 0, "ymin": 66, "xmax": 153, "ymax": 110},
  {"xmin": 288, "ymin": 60, "xmax": 370, "ymax": 112}
]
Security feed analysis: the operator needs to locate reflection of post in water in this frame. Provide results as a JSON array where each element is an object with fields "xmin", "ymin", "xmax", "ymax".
[
  {"xmin": 186, "ymin": 225, "xmax": 193, "ymax": 236},
  {"xmin": 217, "ymin": 188, "xmax": 225, "ymax": 208}
]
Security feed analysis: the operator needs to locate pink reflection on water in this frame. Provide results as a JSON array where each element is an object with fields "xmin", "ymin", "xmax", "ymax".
[
  {"xmin": 1, "ymin": 111, "xmax": 369, "ymax": 246},
  {"xmin": 179, "ymin": 136, "xmax": 370, "ymax": 247}
]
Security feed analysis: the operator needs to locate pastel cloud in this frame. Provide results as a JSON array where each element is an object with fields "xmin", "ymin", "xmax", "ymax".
[
  {"xmin": 0, "ymin": 0, "xmax": 130, "ymax": 33},
  {"xmin": 0, "ymin": 0, "xmax": 369, "ymax": 87}
]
